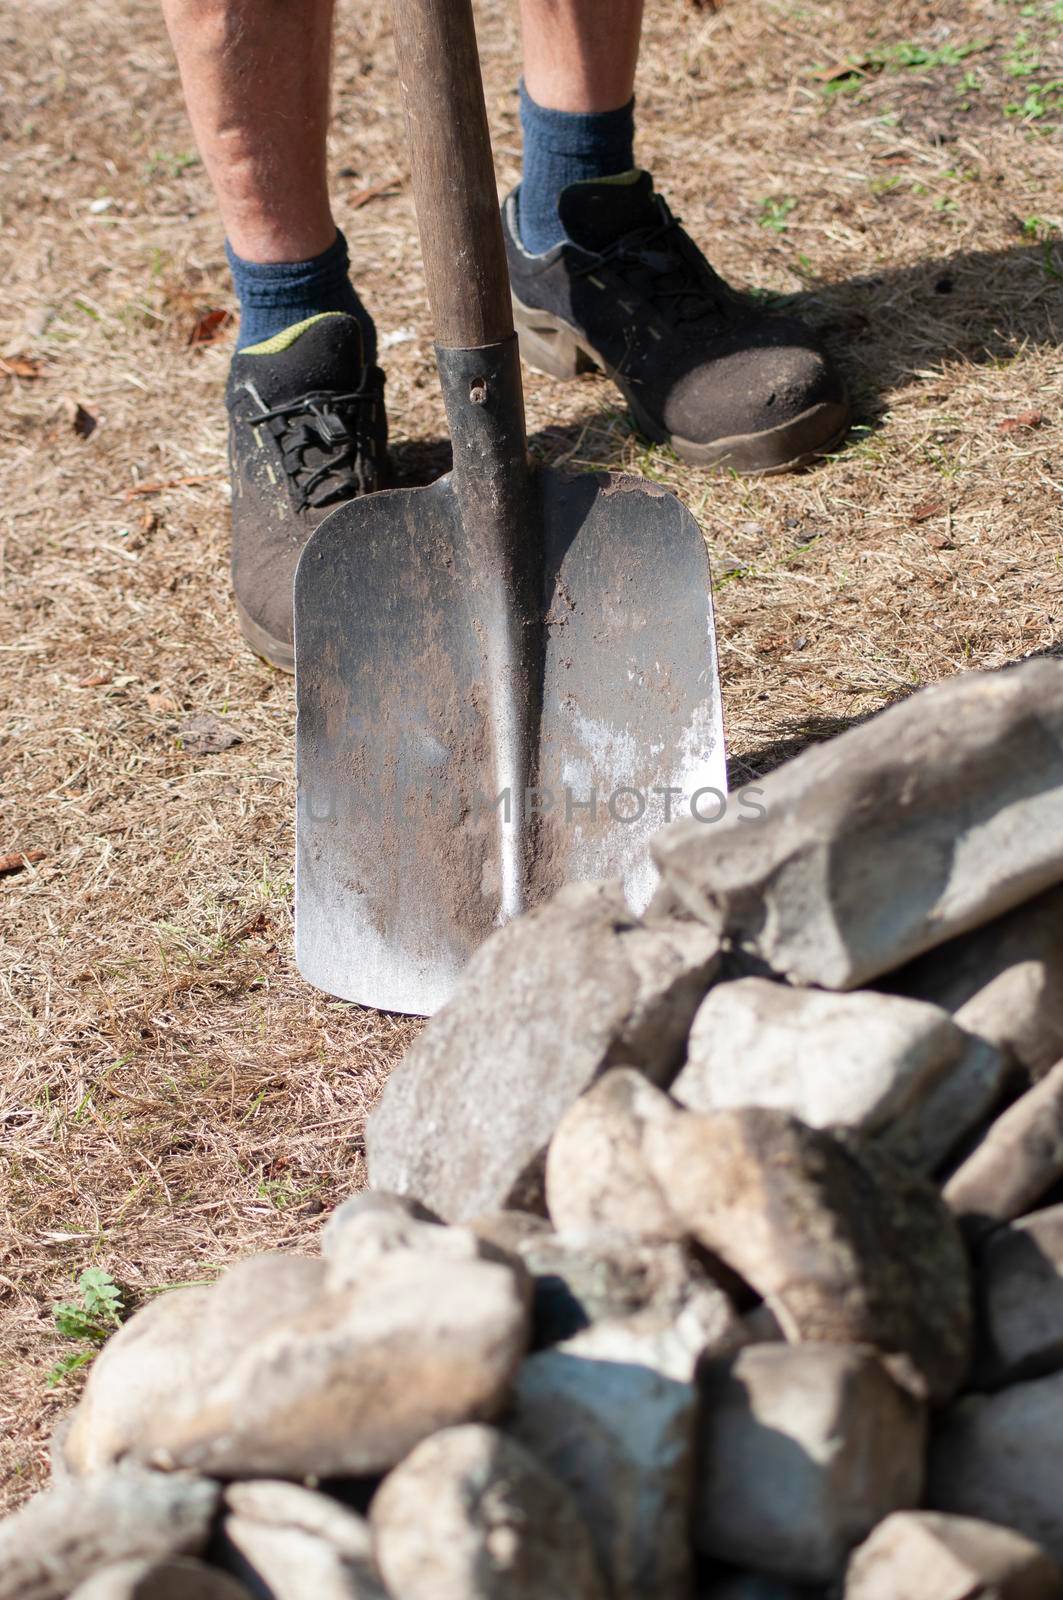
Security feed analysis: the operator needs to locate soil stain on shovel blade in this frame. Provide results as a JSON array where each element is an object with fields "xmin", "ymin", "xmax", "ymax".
[{"xmin": 294, "ymin": 396, "xmax": 725, "ymax": 1014}]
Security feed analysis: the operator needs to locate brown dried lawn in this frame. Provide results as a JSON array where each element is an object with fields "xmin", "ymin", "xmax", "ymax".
[{"xmin": 1, "ymin": 0, "xmax": 1061, "ymax": 1510}]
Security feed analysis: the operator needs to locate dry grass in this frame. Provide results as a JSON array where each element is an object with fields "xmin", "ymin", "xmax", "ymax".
[{"xmin": 1, "ymin": 0, "xmax": 1061, "ymax": 1511}]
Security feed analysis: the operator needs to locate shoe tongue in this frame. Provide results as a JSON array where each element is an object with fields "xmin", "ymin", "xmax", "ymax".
[
  {"xmin": 558, "ymin": 169, "xmax": 657, "ymax": 253},
  {"xmin": 233, "ymin": 312, "xmax": 368, "ymax": 406}
]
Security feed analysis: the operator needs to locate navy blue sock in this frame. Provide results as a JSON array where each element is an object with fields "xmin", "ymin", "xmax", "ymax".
[
  {"xmin": 226, "ymin": 229, "xmax": 376, "ymax": 360},
  {"xmin": 517, "ymin": 81, "xmax": 636, "ymax": 254}
]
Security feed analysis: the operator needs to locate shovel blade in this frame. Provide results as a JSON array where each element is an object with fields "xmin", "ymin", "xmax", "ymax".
[{"xmin": 294, "ymin": 466, "xmax": 725, "ymax": 1014}]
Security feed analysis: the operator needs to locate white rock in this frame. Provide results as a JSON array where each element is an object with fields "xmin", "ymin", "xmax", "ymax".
[
  {"xmin": 370, "ymin": 1424, "xmax": 605, "ymax": 1600},
  {"xmin": 545, "ymin": 1068, "xmax": 684, "ymax": 1239},
  {"xmin": 219, "ymin": 1482, "xmax": 387, "ymax": 1600},
  {"xmin": 672, "ymin": 977, "xmax": 1004, "ymax": 1167},
  {"xmin": 64, "ymin": 1255, "xmax": 323, "ymax": 1474},
  {"xmin": 64, "ymin": 1248, "xmax": 529, "ymax": 1480},
  {"xmin": 844, "ymin": 1510, "xmax": 1063, "ymax": 1599},
  {"xmin": 695, "ymin": 1344, "xmax": 926, "ymax": 1582}
]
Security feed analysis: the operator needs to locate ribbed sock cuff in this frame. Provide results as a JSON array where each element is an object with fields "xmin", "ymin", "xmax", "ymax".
[
  {"xmin": 518, "ymin": 81, "xmax": 636, "ymax": 254},
  {"xmin": 225, "ymin": 229, "xmax": 376, "ymax": 359}
]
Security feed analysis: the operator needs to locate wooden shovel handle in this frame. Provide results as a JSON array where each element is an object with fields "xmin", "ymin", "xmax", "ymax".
[{"xmin": 391, "ymin": 0, "xmax": 514, "ymax": 348}]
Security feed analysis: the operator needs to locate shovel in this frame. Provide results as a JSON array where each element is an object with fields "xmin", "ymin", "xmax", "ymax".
[{"xmin": 293, "ymin": 0, "xmax": 726, "ymax": 1015}]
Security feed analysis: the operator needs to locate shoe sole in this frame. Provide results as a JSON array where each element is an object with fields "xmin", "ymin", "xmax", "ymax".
[
  {"xmin": 512, "ymin": 294, "xmax": 851, "ymax": 475},
  {"xmin": 236, "ymin": 598, "xmax": 295, "ymax": 675}
]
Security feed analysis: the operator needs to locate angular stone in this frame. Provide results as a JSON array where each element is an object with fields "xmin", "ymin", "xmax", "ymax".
[
  {"xmin": 894, "ymin": 881, "xmax": 1063, "ymax": 1080},
  {"xmin": 929, "ymin": 1371, "xmax": 1063, "ymax": 1561},
  {"xmin": 646, "ymin": 1106, "xmax": 972, "ymax": 1401},
  {"xmin": 545, "ymin": 1068, "xmax": 684, "ymax": 1238},
  {"xmin": 65, "ymin": 1248, "xmax": 529, "ymax": 1480},
  {"xmin": 696, "ymin": 1344, "xmax": 926, "ymax": 1583},
  {"xmin": 944, "ymin": 1060, "xmax": 1063, "ymax": 1229},
  {"xmin": 844, "ymin": 1510, "xmax": 1063, "ymax": 1600},
  {"xmin": 370, "ymin": 1424, "xmax": 605, "ymax": 1600},
  {"xmin": 475, "ymin": 1214, "xmax": 739, "ymax": 1352},
  {"xmin": 0, "ymin": 1467, "xmax": 219, "ymax": 1600},
  {"xmin": 322, "ymin": 1190, "xmax": 527, "ymax": 1297},
  {"xmin": 956, "ymin": 968, "xmax": 1062, "ymax": 1081},
  {"xmin": 64, "ymin": 1254, "xmax": 325, "ymax": 1474},
  {"xmin": 899, "ymin": 1033, "xmax": 1010, "ymax": 1175},
  {"xmin": 322, "ymin": 1191, "xmax": 453, "ymax": 1268},
  {"xmin": 652, "ymin": 662, "xmax": 1063, "ymax": 990},
  {"xmin": 69, "ymin": 1562, "xmax": 253, "ymax": 1600},
  {"xmin": 510, "ymin": 1323, "xmax": 697, "ymax": 1600},
  {"xmin": 976, "ymin": 1205, "xmax": 1063, "ymax": 1385},
  {"xmin": 367, "ymin": 882, "xmax": 719, "ymax": 1220},
  {"xmin": 672, "ymin": 977, "xmax": 1005, "ymax": 1168},
  {"xmin": 220, "ymin": 1482, "xmax": 386, "ymax": 1600}
]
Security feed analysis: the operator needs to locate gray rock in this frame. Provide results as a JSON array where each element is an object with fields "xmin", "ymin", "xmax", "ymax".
[
  {"xmin": 695, "ymin": 1344, "xmax": 926, "ymax": 1583},
  {"xmin": 944, "ymin": 1059, "xmax": 1063, "ymax": 1229},
  {"xmin": 672, "ymin": 978, "xmax": 1004, "ymax": 1168},
  {"xmin": 893, "ymin": 881, "xmax": 1063, "ymax": 1080},
  {"xmin": 69, "ymin": 1561, "xmax": 253, "ymax": 1600},
  {"xmin": 510, "ymin": 1324, "xmax": 697, "ymax": 1600},
  {"xmin": 0, "ymin": 1467, "xmax": 219, "ymax": 1600},
  {"xmin": 218, "ymin": 1482, "xmax": 387, "ymax": 1599},
  {"xmin": 844, "ymin": 1510, "xmax": 1063, "ymax": 1599},
  {"xmin": 900, "ymin": 1033, "xmax": 1010, "ymax": 1175},
  {"xmin": 930, "ymin": 1372, "xmax": 1063, "ymax": 1561},
  {"xmin": 545, "ymin": 1068, "xmax": 684, "ymax": 1239},
  {"xmin": 498, "ymin": 1221, "xmax": 740, "ymax": 1353},
  {"xmin": 652, "ymin": 663, "xmax": 1063, "ymax": 990},
  {"xmin": 370, "ymin": 1424, "xmax": 605, "ymax": 1600},
  {"xmin": 976, "ymin": 1205, "xmax": 1063, "ymax": 1385},
  {"xmin": 646, "ymin": 1106, "xmax": 972, "ymax": 1401},
  {"xmin": 65, "ymin": 1249, "xmax": 529, "ymax": 1480},
  {"xmin": 366, "ymin": 882, "xmax": 719, "ymax": 1220}
]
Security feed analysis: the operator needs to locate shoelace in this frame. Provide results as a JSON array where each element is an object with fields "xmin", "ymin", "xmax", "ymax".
[
  {"xmin": 252, "ymin": 385, "xmax": 378, "ymax": 512},
  {"xmin": 576, "ymin": 204, "xmax": 732, "ymax": 327}
]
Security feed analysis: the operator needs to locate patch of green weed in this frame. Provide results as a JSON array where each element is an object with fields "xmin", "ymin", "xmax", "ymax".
[{"xmin": 48, "ymin": 1267, "xmax": 124, "ymax": 1387}]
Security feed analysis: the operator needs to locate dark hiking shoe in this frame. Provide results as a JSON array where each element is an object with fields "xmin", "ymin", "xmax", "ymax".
[
  {"xmin": 226, "ymin": 312, "xmax": 386, "ymax": 672},
  {"xmin": 504, "ymin": 171, "xmax": 849, "ymax": 474}
]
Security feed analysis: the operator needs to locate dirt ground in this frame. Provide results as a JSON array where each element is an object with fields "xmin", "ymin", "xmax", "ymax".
[{"xmin": 1, "ymin": 0, "xmax": 1061, "ymax": 1510}]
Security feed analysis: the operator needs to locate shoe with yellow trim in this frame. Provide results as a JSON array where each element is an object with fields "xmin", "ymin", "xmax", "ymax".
[
  {"xmin": 226, "ymin": 312, "xmax": 387, "ymax": 672},
  {"xmin": 504, "ymin": 170, "xmax": 849, "ymax": 474}
]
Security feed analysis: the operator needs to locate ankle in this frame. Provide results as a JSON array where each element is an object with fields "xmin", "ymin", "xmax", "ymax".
[
  {"xmin": 517, "ymin": 80, "xmax": 636, "ymax": 254},
  {"xmin": 226, "ymin": 229, "xmax": 377, "ymax": 361}
]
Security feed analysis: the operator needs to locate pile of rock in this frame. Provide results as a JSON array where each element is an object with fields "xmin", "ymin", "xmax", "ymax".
[{"xmin": 9, "ymin": 660, "xmax": 1063, "ymax": 1600}]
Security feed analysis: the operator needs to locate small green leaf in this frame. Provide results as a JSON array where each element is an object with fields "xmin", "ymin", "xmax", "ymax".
[{"xmin": 47, "ymin": 1349, "xmax": 97, "ymax": 1387}]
